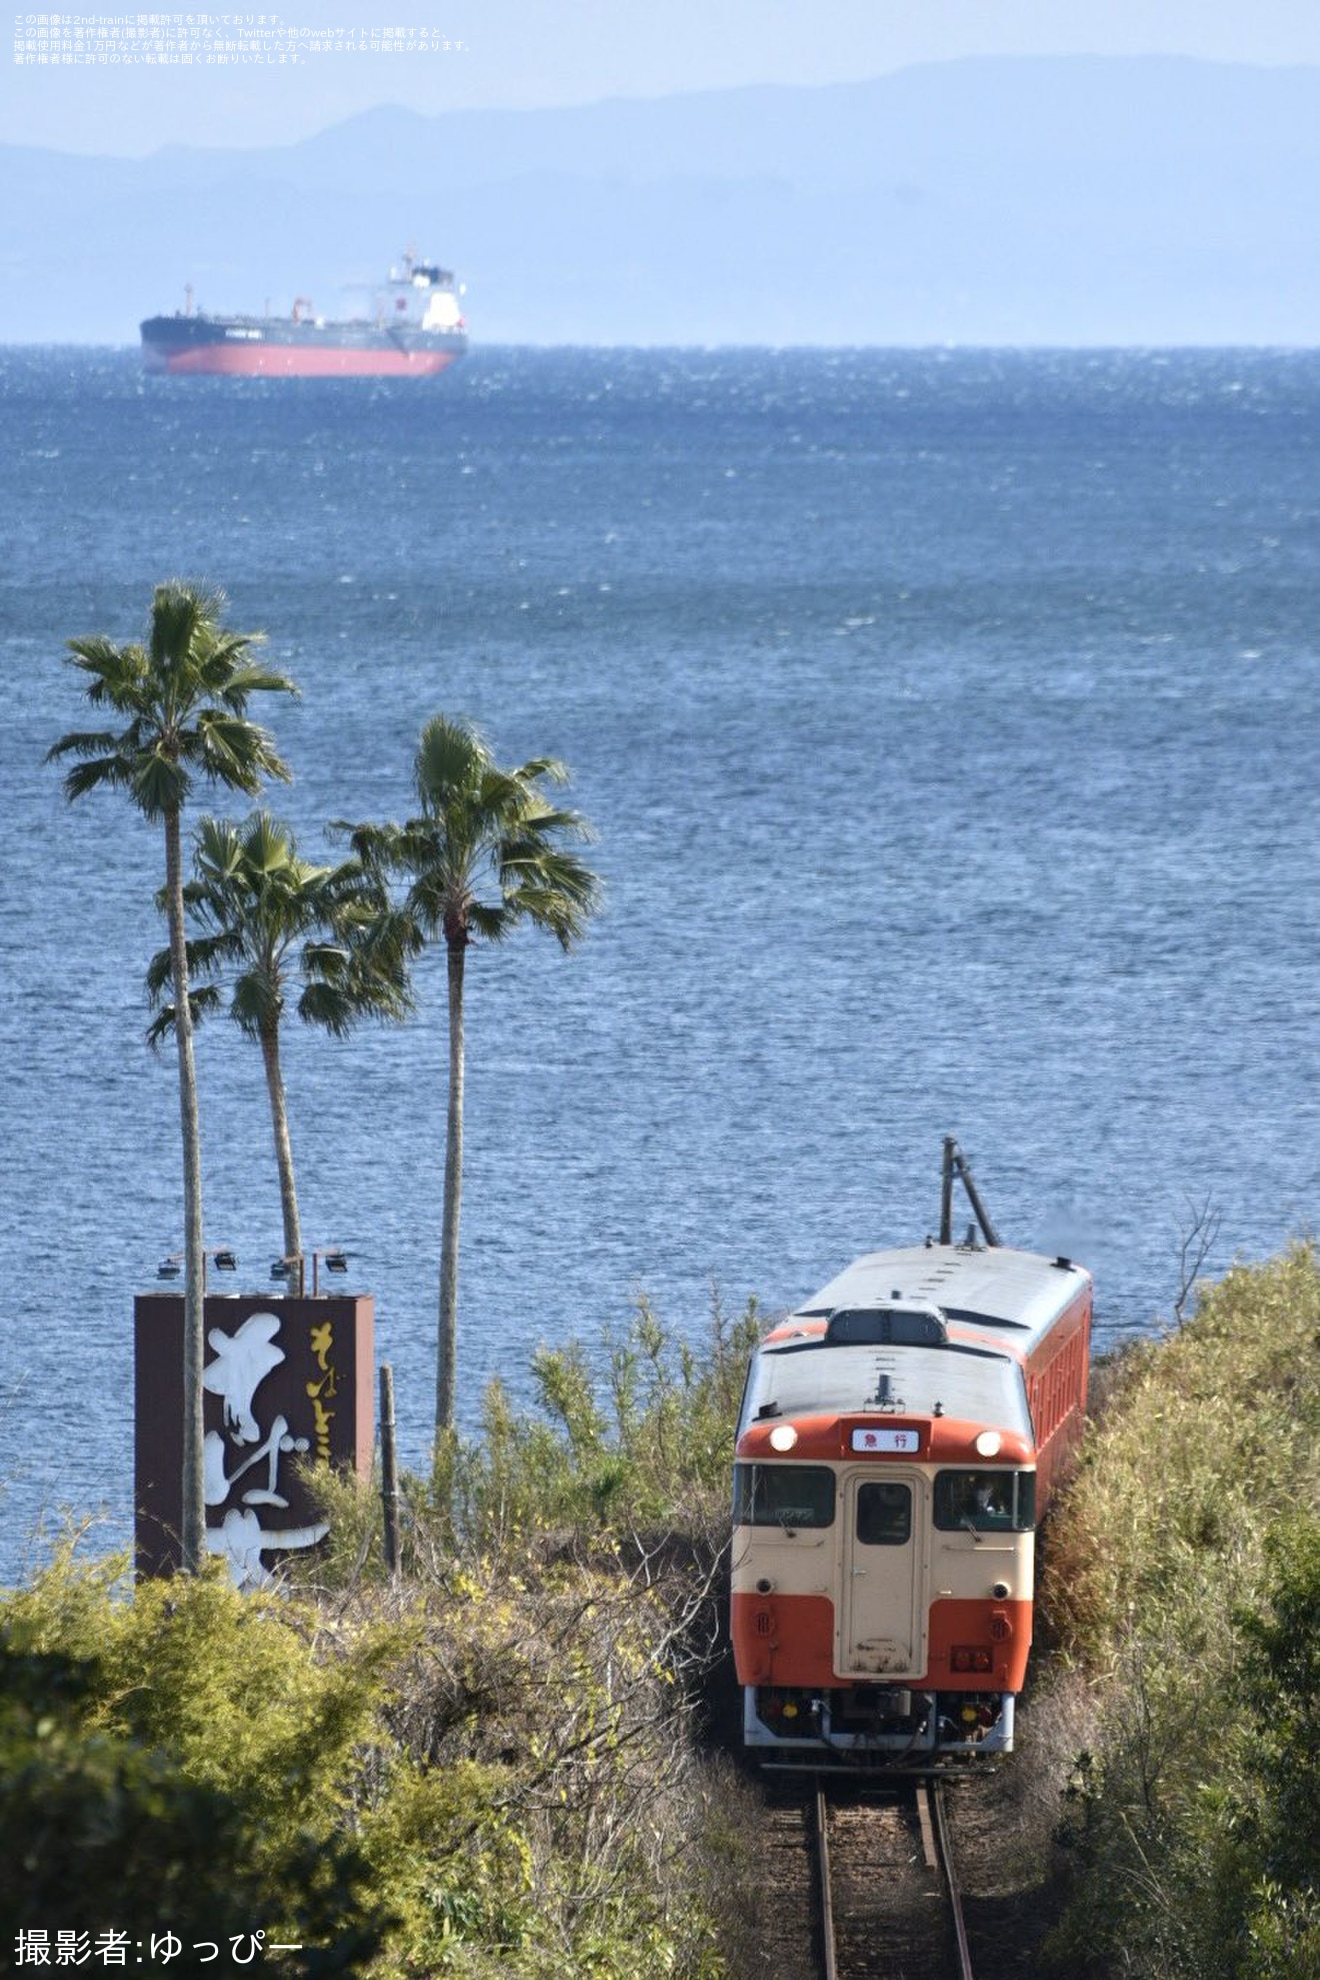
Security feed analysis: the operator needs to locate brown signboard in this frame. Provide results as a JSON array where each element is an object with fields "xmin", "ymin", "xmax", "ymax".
[{"xmin": 135, "ymin": 1293, "xmax": 374, "ymax": 1581}]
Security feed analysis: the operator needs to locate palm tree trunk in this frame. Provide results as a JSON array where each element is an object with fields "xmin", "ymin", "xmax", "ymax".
[
  {"xmin": 436, "ymin": 939, "xmax": 466, "ymax": 1437},
  {"xmin": 166, "ymin": 804, "xmax": 207, "ymax": 1574},
  {"xmin": 260, "ymin": 1018, "xmax": 302, "ymax": 1286}
]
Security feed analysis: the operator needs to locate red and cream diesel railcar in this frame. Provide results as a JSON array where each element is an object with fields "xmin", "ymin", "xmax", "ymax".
[{"xmin": 731, "ymin": 1239, "xmax": 1091, "ymax": 1762}]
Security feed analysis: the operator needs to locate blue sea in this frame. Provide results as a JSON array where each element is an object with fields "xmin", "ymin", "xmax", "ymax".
[{"xmin": 2, "ymin": 345, "xmax": 1317, "ymax": 1585}]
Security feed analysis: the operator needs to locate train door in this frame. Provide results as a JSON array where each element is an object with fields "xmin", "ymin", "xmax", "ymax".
[{"xmin": 839, "ymin": 1470, "xmax": 927, "ymax": 1679}]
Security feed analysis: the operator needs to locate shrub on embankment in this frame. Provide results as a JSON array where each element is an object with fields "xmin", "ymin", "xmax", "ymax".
[
  {"xmin": 1, "ymin": 1300, "xmax": 758, "ymax": 1977},
  {"xmin": 1038, "ymin": 1244, "xmax": 1320, "ymax": 1980}
]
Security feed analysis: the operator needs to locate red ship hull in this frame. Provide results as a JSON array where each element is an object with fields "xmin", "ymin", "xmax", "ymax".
[{"xmin": 142, "ymin": 341, "xmax": 463, "ymax": 379}]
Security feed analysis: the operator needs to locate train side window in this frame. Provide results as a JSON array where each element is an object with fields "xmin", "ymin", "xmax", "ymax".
[
  {"xmin": 934, "ymin": 1469, "xmax": 1034, "ymax": 1532},
  {"xmin": 733, "ymin": 1462, "xmax": 836, "ymax": 1529},
  {"xmin": 856, "ymin": 1480, "xmax": 912, "ymax": 1546}
]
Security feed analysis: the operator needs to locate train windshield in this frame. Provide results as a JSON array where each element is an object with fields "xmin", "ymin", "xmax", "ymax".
[
  {"xmin": 934, "ymin": 1469, "xmax": 1036, "ymax": 1532},
  {"xmin": 733, "ymin": 1462, "xmax": 836, "ymax": 1529}
]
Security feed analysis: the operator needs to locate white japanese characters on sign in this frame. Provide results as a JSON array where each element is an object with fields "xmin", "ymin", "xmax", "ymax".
[{"xmin": 201, "ymin": 1309, "xmax": 327, "ymax": 1587}]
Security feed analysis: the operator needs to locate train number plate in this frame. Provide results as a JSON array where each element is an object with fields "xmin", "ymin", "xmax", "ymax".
[{"xmin": 850, "ymin": 1427, "xmax": 920, "ymax": 1453}]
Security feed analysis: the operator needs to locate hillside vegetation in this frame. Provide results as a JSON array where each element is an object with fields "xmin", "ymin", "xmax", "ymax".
[
  {"xmin": 1039, "ymin": 1243, "xmax": 1320, "ymax": 1979},
  {"xmin": 4, "ymin": 1255, "xmax": 1318, "ymax": 1976}
]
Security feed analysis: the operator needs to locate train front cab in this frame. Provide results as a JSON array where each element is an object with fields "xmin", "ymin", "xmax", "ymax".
[{"xmin": 734, "ymin": 1450, "xmax": 1037, "ymax": 1764}]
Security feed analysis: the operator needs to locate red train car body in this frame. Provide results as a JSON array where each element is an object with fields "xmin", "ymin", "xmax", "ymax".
[{"xmin": 731, "ymin": 1239, "xmax": 1091, "ymax": 1763}]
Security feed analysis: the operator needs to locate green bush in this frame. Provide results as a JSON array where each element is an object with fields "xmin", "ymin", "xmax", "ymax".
[
  {"xmin": 437, "ymin": 1293, "xmax": 759, "ymax": 1556},
  {"xmin": 0, "ymin": 1638, "xmax": 391, "ymax": 1974},
  {"xmin": 1042, "ymin": 1245, "xmax": 1320, "ymax": 1980},
  {"xmin": 304, "ymin": 1293, "xmax": 759, "ymax": 1590},
  {"xmin": 1214, "ymin": 1515, "xmax": 1320, "ymax": 1980}
]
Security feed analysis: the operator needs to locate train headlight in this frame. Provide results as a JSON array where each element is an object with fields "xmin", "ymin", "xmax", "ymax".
[
  {"xmin": 975, "ymin": 1430, "xmax": 1003, "ymax": 1457},
  {"xmin": 768, "ymin": 1424, "xmax": 799, "ymax": 1452}
]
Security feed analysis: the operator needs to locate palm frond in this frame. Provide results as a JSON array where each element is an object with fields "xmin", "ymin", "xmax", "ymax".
[
  {"xmin": 523, "ymin": 801, "xmax": 599, "ymax": 844},
  {"xmin": 328, "ymin": 818, "xmax": 412, "ymax": 877},
  {"xmin": 498, "ymin": 816, "xmax": 599, "ymax": 885},
  {"xmin": 145, "ymin": 982, "xmax": 223, "ymax": 1046},
  {"xmin": 147, "ymin": 581, "xmax": 213, "ymax": 668},
  {"xmin": 145, "ymin": 944, "xmax": 173, "ymax": 1001},
  {"xmin": 145, "ymin": 930, "xmax": 239, "ymax": 1002},
  {"xmin": 238, "ymin": 810, "xmax": 301, "ymax": 879},
  {"xmin": 195, "ymin": 630, "xmax": 263, "ymax": 681},
  {"xmin": 515, "ymin": 755, "xmax": 572, "ymax": 789},
  {"xmin": 62, "ymin": 637, "xmax": 151, "ymax": 711},
  {"xmin": 216, "ymin": 660, "xmax": 298, "ymax": 706},
  {"xmin": 193, "ymin": 711, "xmax": 292, "ymax": 792},
  {"xmin": 192, "ymin": 816, "xmax": 249, "ymax": 883},
  {"xmin": 131, "ymin": 752, "xmax": 190, "ymax": 821},
  {"xmin": 295, "ymin": 980, "xmax": 361, "ymax": 1038},
  {"xmin": 414, "ymin": 714, "xmax": 489, "ymax": 808},
  {"xmin": 471, "ymin": 762, "xmax": 532, "ymax": 816},
  {"xmin": 395, "ymin": 818, "xmax": 455, "ymax": 875},
  {"xmin": 230, "ymin": 967, "xmax": 283, "ymax": 1039},
  {"xmin": 301, "ymin": 939, "xmax": 352, "ymax": 979},
  {"xmin": 54, "ymin": 752, "xmax": 140, "ymax": 802},
  {"xmin": 505, "ymin": 872, "xmax": 600, "ymax": 949},
  {"xmin": 408, "ymin": 862, "xmax": 469, "ymax": 937},
  {"xmin": 342, "ymin": 899, "xmax": 426, "ymax": 973},
  {"xmin": 46, "ymin": 726, "xmax": 132, "ymax": 764},
  {"xmin": 467, "ymin": 900, "xmax": 514, "ymax": 943}
]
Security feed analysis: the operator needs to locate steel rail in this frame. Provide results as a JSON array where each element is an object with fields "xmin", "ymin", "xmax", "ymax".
[
  {"xmin": 814, "ymin": 1781, "xmax": 839, "ymax": 1980},
  {"xmin": 814, "ymin": 1778, "xmax": 973, "ymax": 1980},
  {"xmin": 927, "ymin": 1779, "xmax": 975, "ymax": 1980}
]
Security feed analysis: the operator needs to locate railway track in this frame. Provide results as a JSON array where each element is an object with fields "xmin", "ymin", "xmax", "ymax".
[{"xmin": 814, "ymin": 1776, "xmax": 974, "ymax": 1980}]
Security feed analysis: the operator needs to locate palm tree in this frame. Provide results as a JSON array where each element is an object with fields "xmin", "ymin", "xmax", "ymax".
[
  {"xmin": 146, "ymin": 810, "xmax": 415, "ymax": 1281},
  {"xmin": 341, "ymin": 715, "xmax": 602, "ymax": 1436},
  {"xmin": 48, "ymin": 583, "xmax": 296, "ymax": 1573}
]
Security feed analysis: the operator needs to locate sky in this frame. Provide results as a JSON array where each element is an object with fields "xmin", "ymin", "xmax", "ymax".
[{"xmin": 5, "ymin": 0, "xmax": 1320, "ymax": 155}]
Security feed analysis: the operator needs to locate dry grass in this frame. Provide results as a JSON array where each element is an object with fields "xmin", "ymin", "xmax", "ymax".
[
  {"xmin": 1041, "ymin": 1242, "xmax": 1320, "ymax": 1671},
  {"xmin": 1028, "ymin": 1244, "xmax": 1320, "ymax": 1980}
]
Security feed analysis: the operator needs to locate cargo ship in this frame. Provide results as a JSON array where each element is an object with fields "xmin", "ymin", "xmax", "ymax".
[{"xmin": 140, "ymin": 253, "xmax": 468, "ymax": 377}]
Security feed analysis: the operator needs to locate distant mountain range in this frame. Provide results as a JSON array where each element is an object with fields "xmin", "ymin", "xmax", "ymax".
[{"xmin": 4, "ymin": 56, "xmax": 1318, "ymax": 345}]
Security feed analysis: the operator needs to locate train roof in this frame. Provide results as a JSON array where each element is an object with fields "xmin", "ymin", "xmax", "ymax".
[
  {"xmin": 742, "ymin": 1332, "xmax": 1033, "ymax": 1443},
  {"xmin": 737, "ymin": 1244, "xmax": 1091, "ymax": 1447},
  {"xmin": 794, "ymin": 1243, "xmax": 1090, "ymax": 1357}
]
